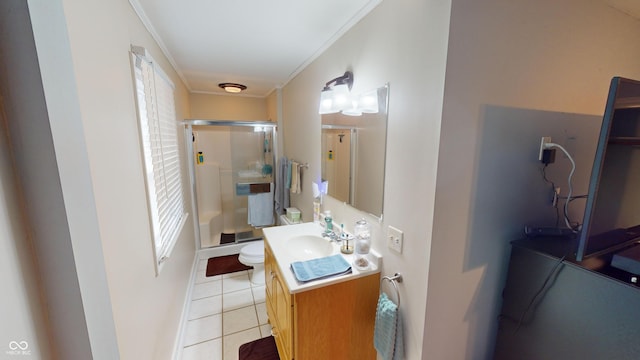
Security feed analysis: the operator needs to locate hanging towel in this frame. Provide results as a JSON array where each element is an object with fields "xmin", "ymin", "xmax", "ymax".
[
  {"xmin": 274, "ymin": 157, "xmax": 289, "ymax": 216},
  {"xmin": 248, "ymin": 183, "xmax": 274, "ymax": 227},
  {"xmin": 286, "ymin": 161, "xmax": 292, "ymax": 189},
  {"xmin": 374, "ymin": 293, "xmax": 404, "ymax": 360},
  {"xmin": 288, "ymin": 161, "xmax": 296, "ymax": 192},
  {"xmin": 290, "ymin": 161, "xmax": 301, "ymax": 194}
]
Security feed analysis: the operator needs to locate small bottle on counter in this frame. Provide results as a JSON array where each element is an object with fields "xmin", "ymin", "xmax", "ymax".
[
  {"xmin": 324, "ymin": 211, "xmax": 333, "ymax": 233},
  {"xmin": 313, "ymin": 197, "xmax": 321, "ymax": 224}
]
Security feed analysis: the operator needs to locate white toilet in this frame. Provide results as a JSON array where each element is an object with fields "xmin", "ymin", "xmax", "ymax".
[{"xmin": 238, "ymin": 240, "xmax": 265, "ymax": 285}]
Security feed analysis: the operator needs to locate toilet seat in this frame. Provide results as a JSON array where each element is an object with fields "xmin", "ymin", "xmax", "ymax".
[{"xmin": 239, "ymin": 241, "xmax": 264, "ymax": 264}]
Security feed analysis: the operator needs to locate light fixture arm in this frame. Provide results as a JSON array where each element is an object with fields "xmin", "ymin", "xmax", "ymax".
[{"xmin": 323, "ymin": 71, "xmax": 353, "ymax": 91}]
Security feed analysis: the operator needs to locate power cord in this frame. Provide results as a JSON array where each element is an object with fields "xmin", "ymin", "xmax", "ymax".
[
  {"xmin": 541, "ymin": 164, "xmax": 560, "ymax": 228},
  {"xmin": 542, "ymin": 142, "xmax": 578, "ymax": 232},
  {"xmin": 514, "ymin": 252, "xmax": 567, "ymax": 333}
]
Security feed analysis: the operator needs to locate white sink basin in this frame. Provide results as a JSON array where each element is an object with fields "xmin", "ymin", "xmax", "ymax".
[{"xmin": 285, "ymin": 235, "xmax": 334, "ymax": 261}]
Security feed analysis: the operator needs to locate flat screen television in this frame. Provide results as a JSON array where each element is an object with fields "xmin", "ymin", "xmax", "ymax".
[{"xmin": 577, "ymin": 77, "xmax": 640, "ymax": 261}]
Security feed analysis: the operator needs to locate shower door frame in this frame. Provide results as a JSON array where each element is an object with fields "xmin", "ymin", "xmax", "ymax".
[{"xmin": 183, "ymin": 120, "xmax": 278, "ymax": 251}]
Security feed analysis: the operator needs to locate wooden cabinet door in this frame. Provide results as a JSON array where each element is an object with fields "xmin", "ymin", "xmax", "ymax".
[
  {"xmin": 274, "ymin": 274, "xmax": 292, "ymax": 359},
  {"xmin": 265, "ymin": 243, "xmax": 294, "ymax": 359},
  {"xmin": 264, "ymin": 244, "xmax": 277, "ymax": 342},
  {"xmin": 264, "ymin": 244, "xmax": 275, "ymax": 303},
  {"xmin": 294, "ymin": 273, "xmax": 379, "ymax": 359}
]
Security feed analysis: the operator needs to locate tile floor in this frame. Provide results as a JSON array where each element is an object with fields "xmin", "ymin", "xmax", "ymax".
[{"xmin": 179, "ymin": 255, "xmax": 271, "ymax": 360}]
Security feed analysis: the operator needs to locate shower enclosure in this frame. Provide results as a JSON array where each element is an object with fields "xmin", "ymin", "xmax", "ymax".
[{"xmin": 184, "ymin": 120, "xmax": 277, "ymax": 249}]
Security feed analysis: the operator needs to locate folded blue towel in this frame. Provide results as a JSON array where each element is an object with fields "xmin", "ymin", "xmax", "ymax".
[
  {"xmin": 374, "ymin": 293, "xmax": 404, "ymax": 360},
  {"xmin": 286, "ymin": 161, "xmax": 292, "ymax": 189},
  {"xmin": 290, "ymin": 254, "xmax": 351, "ymax": 282},
  {"xmin": 275, "ymin": 157, "xmax": 290, "ymax": 216},
  {"xmin": 236, "ymin": 183, "xmax": 250, "ymax": 196}
]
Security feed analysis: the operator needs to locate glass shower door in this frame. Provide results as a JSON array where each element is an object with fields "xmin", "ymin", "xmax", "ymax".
[
  {"xmin": 187, "ymin": 121, "xmax": 277, "ymax": 250},
  {"xmin": 230, "ymin": 126, "xmax": 275, "ymax": 242}
]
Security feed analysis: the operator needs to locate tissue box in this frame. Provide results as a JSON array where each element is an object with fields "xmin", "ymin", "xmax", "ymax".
[{"xmin": 286, "ymin": 207, "xmax": 301, "ymax": 223}]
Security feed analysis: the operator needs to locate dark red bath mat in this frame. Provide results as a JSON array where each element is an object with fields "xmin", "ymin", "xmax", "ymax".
[
  {"xmin": 239, "ymin": 336, "xmax": 279, "ymax": 360},
  {"xmin": 205, "ymin": 254, "xmax": 252, "ymax": 277},
  {"xmin": 220, "ymin": 232, "xmax": 236, "ymax": 244}
]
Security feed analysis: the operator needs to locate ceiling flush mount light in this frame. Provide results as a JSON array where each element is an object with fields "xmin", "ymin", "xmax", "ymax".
[
  {"xmin": 218, "ymin": 82, "xmax": 247, "ymax": 93},
  {"xmin": 318, "ymin": 71, "xmax": 354, "ymax": 114}
]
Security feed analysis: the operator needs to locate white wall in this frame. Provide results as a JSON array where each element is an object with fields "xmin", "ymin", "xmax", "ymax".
[
  {"xmin": 190, "ymin": 93, "xmax": 269, "ymax": 120},
  {"xmin": 282, "ymin": 0, "xmax": 451, "ymax": 358},
  {"xmin": 0, "ymin": 121, "xmax": 52, "ymax": 360},
  {"xmin": 58, "ymin": 0, "xmax": 196, "ymax": 357},
  {"xmin": 427, "ymin": 0, "xmax": 640, "ymax": 358},
  {"xmin": 193, "ymin": 127, "xmax": 234, "ymax": 234},
  {"xmin": 23, "ymin": 0, "xmax": 197, "ymax": 358},
  {"xmin": 0, "ymin": 6, "xmax": 53, "ymax": 355},
  {"xmin": 2, "ymin": 0, "xmax": 119, "ymax": 358}
]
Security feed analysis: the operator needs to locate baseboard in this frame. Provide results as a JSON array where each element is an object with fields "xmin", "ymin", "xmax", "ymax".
[{"xmin": 171, "ymin": 251, "xmax": 200, "ymax": 360}]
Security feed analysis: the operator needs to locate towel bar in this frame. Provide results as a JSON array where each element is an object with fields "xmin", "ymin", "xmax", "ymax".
[{"xmin": 380, "ymin": 273, "xmax": 403, "ymax": 308}]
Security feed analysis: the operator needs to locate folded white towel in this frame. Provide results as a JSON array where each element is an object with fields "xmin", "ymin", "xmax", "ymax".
[{"xmin": 248, "ymin": 183, "xmax": 274, "ymax": 227}]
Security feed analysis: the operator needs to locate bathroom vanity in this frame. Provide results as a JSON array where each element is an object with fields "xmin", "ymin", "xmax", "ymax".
[{"xmin": 263, "ymin": 223, "xmax": 381, "ymax": 360}]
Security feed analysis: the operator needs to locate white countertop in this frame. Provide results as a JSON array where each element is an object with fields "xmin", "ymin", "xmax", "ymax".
[{"xmin": 263, "ymin": 222, "xmax": 381, "ymax": 294}]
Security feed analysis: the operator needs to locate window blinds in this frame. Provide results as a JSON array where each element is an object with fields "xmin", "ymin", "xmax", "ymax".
[{"xmin": 132, "ymin": 48, "xmax": 186, "ymax": 272}]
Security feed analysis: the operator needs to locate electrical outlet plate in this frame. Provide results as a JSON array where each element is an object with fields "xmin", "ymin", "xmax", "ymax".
[
  {"xmin": 388, "ymin": 226, "xmax": 403, "ymax": 253},
  {"xmin": 539, "ymin": 136, "xmax": 552, "ymax": 161}
]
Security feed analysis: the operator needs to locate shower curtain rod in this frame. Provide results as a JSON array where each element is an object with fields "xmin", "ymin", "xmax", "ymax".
[{"xmin": 182, "ymin": 119, "xmax": 277, "ymax": 127}]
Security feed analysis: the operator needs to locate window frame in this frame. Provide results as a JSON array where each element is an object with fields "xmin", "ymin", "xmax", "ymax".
[{"xmin": 131, "ymin": 46, "xmax": 187, "ymax": 275}]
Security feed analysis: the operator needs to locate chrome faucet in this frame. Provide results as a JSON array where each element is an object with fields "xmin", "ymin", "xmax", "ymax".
[{"xmin": 322, "ymin": 228, "xmax": 338, "ymax": 241}]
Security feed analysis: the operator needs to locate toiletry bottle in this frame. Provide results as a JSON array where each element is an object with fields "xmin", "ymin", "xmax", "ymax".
[
  {"xmin": 324, "ymin": 211, "xmax": 333, "ymax": 233},
  {"xmin": 197, "ymin": 151, "xmax": 204, "ymax": 164},
  {"xmin": 354, "ymin": 219, "xmax": 371, "ymax": 270},
  {"xmin": 313, "ymin": 197, "xmax": 321, "ymax": 224}
]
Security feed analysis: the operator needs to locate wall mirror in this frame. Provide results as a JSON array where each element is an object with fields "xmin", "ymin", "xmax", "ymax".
[{"xmin": 321, "ymin": 85, "xmax": 388, "ymax": 217}]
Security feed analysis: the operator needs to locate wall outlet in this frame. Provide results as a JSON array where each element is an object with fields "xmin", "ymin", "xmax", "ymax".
[
  {"xmin": 388, "ymin": 226, "xmax": 403, "ymax": 254},
  {"xmin": 539, "ymin": 136, "xmax": 552, "ymax": 161}
]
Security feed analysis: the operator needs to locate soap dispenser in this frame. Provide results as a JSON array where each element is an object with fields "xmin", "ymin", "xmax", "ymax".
[
  {"xmin": 324, "ymin": 211, "xmax": 333, "ymax": 233},
  {"xmin": 353, "ymin": 219, "xmax": 371, "ymax": 270}
]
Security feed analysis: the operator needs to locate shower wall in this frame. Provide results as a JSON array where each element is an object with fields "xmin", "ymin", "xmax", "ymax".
[
  {"xmin": 194, "ymin": 126, "xmax": 230, "ymax": 247},
  {"xmin": 192, "ymin": 125, "xmax": 275, "ymax": 248},
  {"xmin": 193, "ymin": 126, "xmax": 234, "ymax": 248}
]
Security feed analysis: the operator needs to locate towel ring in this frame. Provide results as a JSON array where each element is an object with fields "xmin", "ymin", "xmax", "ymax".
[{"xmin": 380, "ymin": 273, "xmax": 403, "ymax": 308}]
